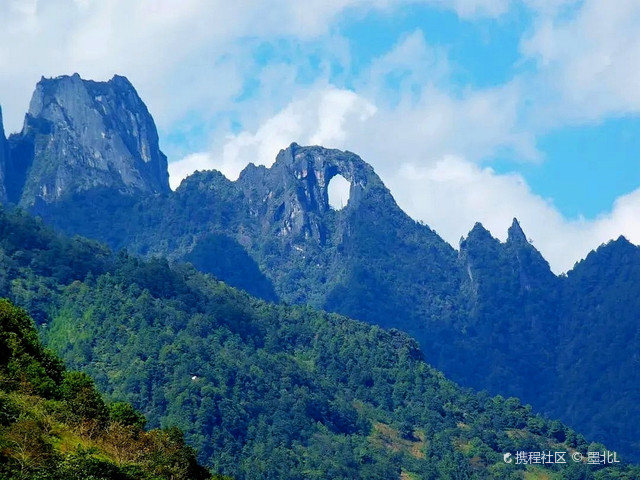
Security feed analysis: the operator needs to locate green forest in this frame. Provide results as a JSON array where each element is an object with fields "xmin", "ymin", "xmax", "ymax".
[
  {"xmin": 32, "ymin": 146, "xmax": 640, "ymax": 463},
  {"xmin": 0, "ymin": 299, "xmax": 215, "ymax": 479},
  {"xmin": 1, "ymin": 206, "xmax": 639, "ymax": 479}
]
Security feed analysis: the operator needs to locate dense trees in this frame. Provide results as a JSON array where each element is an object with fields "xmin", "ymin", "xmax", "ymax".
[
  {"xmin": 0, "ymin": 299, "xmax": 213, "ymax": 480},
  {"xmin": 30, "ymin": 155, "xmax": 640, "ymax": 464},
  {"xmin": 0, "ymin": 206, "xmax": 638, "ymax": 479}
]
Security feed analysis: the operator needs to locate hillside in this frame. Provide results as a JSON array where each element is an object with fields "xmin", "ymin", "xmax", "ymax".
[
  {"xmin": 1, "ymin": 74, "xmax": 639, "ymax": 461},
  {"xmin": 28, "ymin": 142, "xmax": 640, "ymax": 461},
  {"xmin": 0, "ymin": 299, "xmax": 213, "ymax": 480},
  {"xmin": 0, "ymin": 206, "xmax": 638, "ymax": 479}
]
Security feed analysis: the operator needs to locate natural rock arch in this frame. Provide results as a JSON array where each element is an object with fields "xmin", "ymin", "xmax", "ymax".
[{"xmin": 327, "ymin": 173, "xmax": 351, "ymax": 210}]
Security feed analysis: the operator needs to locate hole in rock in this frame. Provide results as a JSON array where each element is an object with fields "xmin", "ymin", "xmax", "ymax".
[{"xmin": 327, "ymin": 174, "xmax": 351, "ymax": 210}]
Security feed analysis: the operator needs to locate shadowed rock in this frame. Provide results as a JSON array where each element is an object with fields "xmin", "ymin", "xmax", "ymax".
[{"xmin": 0, "ymin": 106, "xmax": 7, "ymax": 203}]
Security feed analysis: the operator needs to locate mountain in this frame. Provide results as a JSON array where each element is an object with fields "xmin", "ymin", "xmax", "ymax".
[
  {"xmin": 0, "ymin": 106, "xmax": 8, "ymax": 203},
  {"xmin": 6, "ymin": 73, "xmax": 169, "ymax": 206},
  {"xmin": 2, "ymin": 74, "xmax": 640, "ymax": 462},
  {"xmin": 24, "ymin": 147, "xmax": 640, "ymax": 462},
  {"xmin": 31, "ymin": 142, "xmax": 463, "ymax": 328},
  {"xmin": 1, "ymin": 205, "xmax": 638, "ymax": 480},
  {"xmin": 558, "ymin": 237, "xmax": 640, "ymax": 452},
  {"xmin": 23, "ymin": 145, "xmax": 640, "ymax": 463},
  {"xmin": 451, "ymin": 219, "xmax": 559, "ymax": 400},
  {"xmin": 0, "ymin": 299, "xmax": 213, "ymax": 480}
]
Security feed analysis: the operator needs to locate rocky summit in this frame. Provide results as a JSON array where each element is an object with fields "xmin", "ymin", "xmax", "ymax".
[
  {"xmin": 5, "ymin": 73, "xmax": 170, "ymax": 206},
  {"xmin": 236, "ymin": 143, "xmax": 393, "ymax": 242}
]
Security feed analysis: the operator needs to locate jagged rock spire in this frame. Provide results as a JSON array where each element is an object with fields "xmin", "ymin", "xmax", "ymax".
[
  {"xmin": 507, "ymin": 218, "xmax": 528, "ymax": 244},
  {"xmin": 236, "ymin": 143, "xmax": 394, "ymax": 242},
  {"xmin": 466, "ymin": 222, "xmax": 493, "ymax": 240}
]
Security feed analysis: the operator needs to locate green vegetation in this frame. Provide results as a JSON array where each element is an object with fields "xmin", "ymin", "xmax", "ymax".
[
  {"xmin": 30, "ymin": 148, "xmax": 640, "ymax": 463},
  {"xmin": 0, "ymin": 299, "xmax": 213, "ymax": 480},
  {"xmin": 0, "ymin": 206, "xmax": 638, "ymax": 479}
]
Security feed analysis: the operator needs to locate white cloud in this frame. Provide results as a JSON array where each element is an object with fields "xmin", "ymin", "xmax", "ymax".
[
  {"xmin": 0, "ymin": 0, "xmax": 349, "ymax": 133},
  {"xmin": 170, "ymin": 86, "xmax": 376, "ymax": 184},
  {"xmin": 522, "ymin": 0, "xmax": 640, "ymax": 124},
  {"xmin": 168, "ymin": 152, "xmax": 214, "ymax": 190},
  {"xmin": 171, "ymin": 71, "xmax": 536, "ymax": 188},
  {"xmin": 346, "ymin": 82, "xmax": 538, "ymax": 178},
  {"xmin": 0, "ymin": 0, "xmax": 514, "ymax": 135},
  {"xmin": 358, "ymin": 29, "xmax": 451, "ymax": 96},
  {"xmin": 328, "ymin": 174, "xmax": 351, "ymax": 210}
]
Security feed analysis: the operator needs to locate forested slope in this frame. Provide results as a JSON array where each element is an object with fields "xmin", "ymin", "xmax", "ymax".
[
  {"xmin": 0, "ymin": 206, "xmax": 638, "ymax": 479},
  {"xmin": 29, "ymin": 144, "xmax": 640, "ymax": 462},
  {"xmin": 0, "ymin": 299, "xmax": 213, "ymax": 480}
]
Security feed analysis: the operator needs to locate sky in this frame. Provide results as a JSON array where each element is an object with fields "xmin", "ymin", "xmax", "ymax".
[{"xmin": 1, "ymin": 0, "xmax": 640, "ymax": 272}]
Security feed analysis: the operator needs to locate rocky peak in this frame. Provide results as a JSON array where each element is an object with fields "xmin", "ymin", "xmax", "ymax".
[
  {"xmin": 461, "ymin": 222, "xmax": 495, "ymax": 247},
  {"xmin": 458, "ymin": 223, "xmax": 501, "ymax": 285},
  {"xmin": 504, "ymin": 219, "xmax": 553, "ymax": 278},
  {"xmin": 570, "ymin": 236, "xmax": 638, "ymax": 280},
  {"xmin": 9, "ymin": 73, "xmax": 170, "ymax": 206},
  {"xmin": 459, "ymin": 219, "xmax": 554, "ymax": 295},
  {"xmin": 255, "ymin": 142, "xmax": 382, "ymax": 206},
  {"xmin": 236, "ymin": 143, "xmax": 391, "ymax": 242},
  {"xmin": 507, "ymin": 217, "xmax": 528, "ymax": 244}
]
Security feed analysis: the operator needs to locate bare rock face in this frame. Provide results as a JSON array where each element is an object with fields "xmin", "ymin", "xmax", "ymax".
[
  {"xmin": 459, "ymin": 218, "xmax": 555, "ymax": 304},
  {"xmin": 0, "ymin": 106, "xmax": 8, "ymax": 203},
  {"xmin": 236, "ymin": 143, "xmax": 392, "ymax": 243},
  {"xmin": 8, "ymin": 73, "xmax": 170, "ymax": 206}
]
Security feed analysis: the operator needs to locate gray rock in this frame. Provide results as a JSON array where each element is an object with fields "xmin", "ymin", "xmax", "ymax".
[
  {"xmin": 10, "ymin": 73, "xmax": 169, "ymax": 206},
  {"xmin": 0, "ymin": 106, "xmax": 7, "ymax": 203},
  {"xmin": 236, "ymin": 142, "xmax": 392, "ymax": 243}
]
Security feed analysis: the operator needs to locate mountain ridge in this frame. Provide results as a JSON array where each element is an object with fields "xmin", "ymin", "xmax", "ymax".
[
  {"xmin": 1, "ymin": 204, "xmax": 638, "ymax": 478},
  {"xmin": 29, "ymin": 140, "xmax": 640, "ymax": 460},
  {"xmin": 1, "ymin": 74, "xmax": 639, "ymax": 462}
]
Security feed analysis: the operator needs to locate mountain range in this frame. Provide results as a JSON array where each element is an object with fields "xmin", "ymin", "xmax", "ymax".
[
  {"xmin": 1, "ymin": 201, "xmax": 637, "ymax": 479},
  {"xmin": 0, "ymin": 74, "xmax": 638, "ymax": 469}
]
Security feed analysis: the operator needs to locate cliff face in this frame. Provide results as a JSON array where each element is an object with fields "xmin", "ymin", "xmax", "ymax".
[
  {"xmin": 236, "ymin": 143, "xmax": 394, "ymax": 244},
  {"xmin": 8, "ymin": 73, "xmax": 169, "ymax": 206},
  {"xmin": 0, "ymin": 106, "xmax": 7, "ymax": 203}
]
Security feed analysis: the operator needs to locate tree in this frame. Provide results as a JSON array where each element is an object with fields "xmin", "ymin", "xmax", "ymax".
[{"xmin": 109, "ymin": 401, "xmax": 147, "ymax": 429}]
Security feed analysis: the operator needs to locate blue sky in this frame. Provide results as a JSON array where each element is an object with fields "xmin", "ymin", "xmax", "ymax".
[
  {"xmin": 1, "ymin": 0, "xmax": 640, "ymax": 271},
  {"xmin": 498, "ymin": 117, "xmax": 640, "ymax": 218},
  {"xmin": 332, "ymin": 2, "xmax": 640, "ymax": 220},
  {"xmin": 338, "ymin": 4, "xmax": 528, "ymax": 89}
]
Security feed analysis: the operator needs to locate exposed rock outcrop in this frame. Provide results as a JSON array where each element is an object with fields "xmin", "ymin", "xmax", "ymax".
[
  {"xmin": 9, "ymin": 73, "xmax": 169, "ymax": 206},
  {"xmin": 0, "ymin": 106, "xmax": 8, "ymax": 203},
  {"xmin": 236, "ymin": 143, "xmax": 393, "ymax": 243}
]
